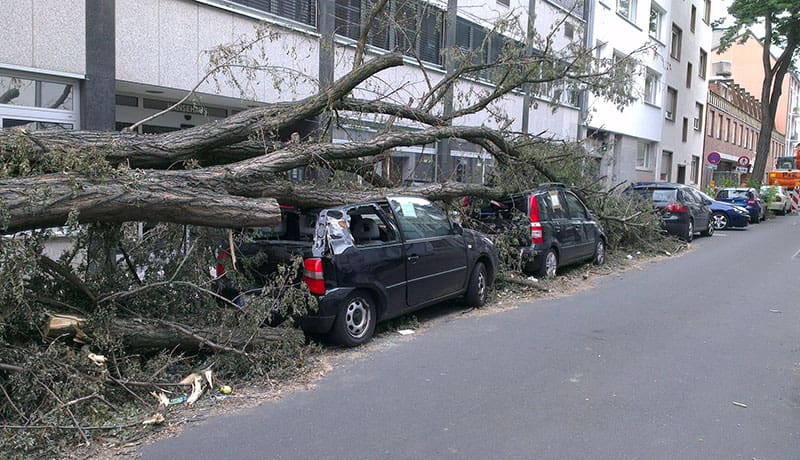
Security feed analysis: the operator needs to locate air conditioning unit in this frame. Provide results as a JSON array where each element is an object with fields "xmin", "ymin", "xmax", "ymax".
[{"xmin": 693, "ymin": 117, "xmax": 701, "ymax": 130}]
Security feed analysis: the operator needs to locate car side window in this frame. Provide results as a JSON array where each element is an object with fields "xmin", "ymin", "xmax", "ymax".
[
  {"xmin": 546, "ymin": 191, "xmax": 567, "ymax": 219},
  {"xmin": 564, "ymin": 192, "xmax": 588, "ymax": 220},
  {"xmin": 389, "ymin": 197, "xmax": 452, "ymax": 240},
  {"xmin": 682, "ymin": 189, "xmax": 696, "ymax": 204},
  {"xmin": 348, "ymin": 208, "xmax": 398, "ymax": 246}
]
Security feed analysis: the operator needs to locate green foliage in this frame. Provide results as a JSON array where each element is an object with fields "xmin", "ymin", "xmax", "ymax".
[{"xmin": 0, "ymin": 223, "xmax": 319, "ymax": 458}]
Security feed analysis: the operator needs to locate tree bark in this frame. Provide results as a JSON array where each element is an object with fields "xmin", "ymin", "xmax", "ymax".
[{"xmin": 1, "ymin": 124, "xmax": 528, "ymax": 232}]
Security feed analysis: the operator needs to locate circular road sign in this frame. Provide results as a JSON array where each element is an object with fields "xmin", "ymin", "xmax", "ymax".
[
  {"xmin": 707, "ymin": 152, "xmax": 721, "ymax": 165},
  {"xmin": 737, "ymin": 156, "xmax": 750, "ymax": 167}
]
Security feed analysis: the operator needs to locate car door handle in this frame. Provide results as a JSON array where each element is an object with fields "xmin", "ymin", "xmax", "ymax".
[{"xmin": 407, "ymin": 255, "xmax": 419, "ymax": 263}]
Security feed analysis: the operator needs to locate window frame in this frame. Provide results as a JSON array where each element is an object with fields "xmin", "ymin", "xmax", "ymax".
[{"xmin": 670, "ymin": 24, "xmax": 682, "ymax": 60}]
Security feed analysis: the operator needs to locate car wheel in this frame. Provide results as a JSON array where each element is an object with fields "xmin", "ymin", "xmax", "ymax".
[
  {"xmin": 711, "ymin": 212, "xmax": 728, "ymax": 230},
  {"xmin": 536, "ymin": 248, "xmax": 558, "ymax": 279},
  {"xmin": 682, "ymin": 220, "xmax": 694, "ymax": 242},
  {"xmin": 592, "ymin": 239, "xmax": 605, "ymax": 266},
  {"xmin": 700, "ymin": 218, "xmax": 714, "ymax": 237},
  {"xmin": 465, "ymin": 262, "xmax": 488, "ymax": 308},
  {"xmin": 328, "ymin": 290, "xmax": 376, "ymax": 347}
]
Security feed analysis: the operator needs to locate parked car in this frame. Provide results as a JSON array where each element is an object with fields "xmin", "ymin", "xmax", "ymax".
[
  {"xmin": 697, "ymin": 190, "xmax": 750, "ymax": 230},
  {"xmin": 628, "ymin": 183, "xmax": 713, "ymax": 242},
  {"xmin": 216, "ymin": 197, "xmax": 498, "ymax": 347},
  {"xmin": 715, "ymin": 188, "xmax": 767, "ymax": 223},
  {"xmin": 760, "ymin": 185, "xmax": 792, "ymax": 215},
  {"xmin": 469, "ymin": 183, "xmax": 606, "ymax": 279}
]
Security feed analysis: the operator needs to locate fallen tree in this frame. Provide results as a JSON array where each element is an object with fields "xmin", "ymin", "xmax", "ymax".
[{"xmin": 0, "ymin": 7, "xmax": 664, "ymax": 457}]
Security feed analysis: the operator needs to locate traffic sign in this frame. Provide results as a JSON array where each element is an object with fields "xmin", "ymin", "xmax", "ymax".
[
  {"xmin": 735, "ymin": 166, "xmax": 749, "ymax": 173},
  {"xmin": 707, "ymin": 152, "xmax": 721, "ymax": 165},
  {"xmin": 706, "ymin": 164, "xmax": 718, "ymax": 170},
  {"xmin": 737, "ymin": 156, "xmax": 750, "ymax": 167}
]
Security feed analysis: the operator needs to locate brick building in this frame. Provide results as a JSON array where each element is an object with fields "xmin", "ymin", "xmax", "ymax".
[{"xmin": 703, "ymin": 77, "xmax": 785, "ymax": 187}]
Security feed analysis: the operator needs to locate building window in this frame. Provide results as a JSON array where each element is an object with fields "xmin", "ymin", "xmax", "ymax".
[
  {"xmin": 335, "ymin": 0, "xmax": 361, "ymax": 39},
  {"xmin": 0, "ymin": 72, "xmax": 79, "ymax": 129},
  {"xmin": 617, "ymin": 0, "xmax": 637, "ymax": 23},
  {"xmin": 660, "ymin": 150, "xmax": 673, "ymax": 181},
  {"xmin": 336, "ymin": 0, "xmax": 445, "ymax": 65},
  {"xmin": 564, "ymin": 22, "xmax": 575, "ymax": 40},
  {"xmin": 699, "ymin": 49, "xmax": 707, "ymax": 79},
  {"xmin": 649, "ymin": 5, "xmax": 664, "ymax": 41},
  {"xmin": 686, "ymin": 62, "xmax": 693, "ymax": 88},
  {"xmin": 690, "ymin": 5, "xmax": 697, "ymax": 32},
  {"xmin": 671, "ymin": 24, "xmax": 682, "ymax": 60},
  {"xmin": 682, "ymin": 117, "xmax": 688, "ymax": 142},
  {"xmin": 691, "ymin": 155, "xmax": 700, "ymax": 183},
  {"xmin": 717, "ymin": 114, "xmax": 723, "ymax": 138},
  {"xmin": 665, "ymin": 86, "xmax": 677, "ymax": 120},
  {"xmin": 229, "ymin": 0, "xmax": 316, "ymax": 26},
  {"xmin": 695, "ymin": 102, "xmax": 703, "ymax": 130},
  {"xmin": 707, "ymin": 109, "xmax": 715, "ymax": 136},
  {"xmin": 703, "ymin": 0, "xmax": 711, "ymax": 24},
  {"xmin": 733, "ymin": 121, "xmax": 738, "ymax": 145},
  {"xmin": 644, "ymin": 68, "xmax": 660, "ymax": 105},
  {"xmin": 637, "ymin": 141, "xmax": 654, "ymax": 170},
  {"xmin": 725, "ymin": 118, "xmax": 731, "ymax": 142}
]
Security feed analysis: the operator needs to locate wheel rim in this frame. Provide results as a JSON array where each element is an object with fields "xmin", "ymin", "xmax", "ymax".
[
  {"xmin": 476, "ymin": 270, "xmax": 487, "ymax": 303},
  {"xmin": 545, "ymin": 251, "xmax": 557, "ymax": 278},
  {"xmin": 712, "ymin": 214, "xmax": 727, "ymax": 230},
  {"xmin": 345, "ymin": 297, "xmax": 371, "ymax": 339},
  {"xmin": 707, "ymin": 220, "xmax": 714, "ymax": 235},
  {"xmin": 595, "ymin": 241, "xmax": 605, "ymax": 264}
]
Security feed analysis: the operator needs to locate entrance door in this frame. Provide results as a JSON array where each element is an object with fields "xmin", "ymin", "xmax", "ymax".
[{"xmin": 677, "ymin": 165, "xmax": 686, "ymax": 184}]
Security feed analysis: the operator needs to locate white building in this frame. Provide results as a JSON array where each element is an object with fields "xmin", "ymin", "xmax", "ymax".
[
  {"xmin": 587, "ymin": 0, "xmax": 713, "ymax": 186},
  {"xmin": 0, "ymin": 0, "xmax": 592, "ymax": 185}
]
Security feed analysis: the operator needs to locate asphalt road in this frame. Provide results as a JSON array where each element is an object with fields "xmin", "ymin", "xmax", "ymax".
[{"xmin": 140, "ymin": 216, "xmax": 800, "ymax": 460}]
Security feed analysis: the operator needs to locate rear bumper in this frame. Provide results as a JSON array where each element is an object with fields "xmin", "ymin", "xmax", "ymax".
[
  {"xmin": 297, "ymin": 287, "xmax": 354, "ymax": 335},
  {"xmin": 661, "ymin": 214, "xmax": 689, "ymax": 237}
]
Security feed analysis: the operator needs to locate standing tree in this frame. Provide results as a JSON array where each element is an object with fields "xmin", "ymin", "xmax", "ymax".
[{"xmin": 720, "ymin": 0, "xmax": 800, "ymax": 185}]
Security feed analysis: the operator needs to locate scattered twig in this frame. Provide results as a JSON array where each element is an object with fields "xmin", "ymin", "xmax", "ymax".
[
  {"xmin": 33, "ymin": 377, "xmax": 90, "ymax": 445},
  {"xmin": 0, "ymin": 383, "xmax": 28, "ymax": 423}
]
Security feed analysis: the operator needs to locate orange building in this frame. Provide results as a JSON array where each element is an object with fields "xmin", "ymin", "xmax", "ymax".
[{"xmin": 712, "ymin": 30, "xmax": 791, "ymax": 138}]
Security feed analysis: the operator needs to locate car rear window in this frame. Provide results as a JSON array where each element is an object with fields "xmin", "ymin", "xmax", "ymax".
[
  {"xmin": 717, "ymin": 189, "xmax": 747, "ymax": 199},
  {"xmin": 634, "ymin": 188, "xmax": 677, "ymax": 202}
]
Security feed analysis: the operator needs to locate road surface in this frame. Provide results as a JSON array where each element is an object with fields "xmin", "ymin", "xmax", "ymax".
[{"xmin": 141, "ymin": 216, "xmax": 800, "ymax": 460}]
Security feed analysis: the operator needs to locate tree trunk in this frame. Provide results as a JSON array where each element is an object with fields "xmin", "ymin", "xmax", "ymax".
[{"xmin": 45, "ymin": 314, "xmax": 303, "ymax": 354}]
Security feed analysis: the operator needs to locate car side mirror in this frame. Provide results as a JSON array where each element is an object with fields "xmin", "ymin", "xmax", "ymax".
[{"xmin": 452, "ymin": 222, "xmax": 463, "ymax": 235}]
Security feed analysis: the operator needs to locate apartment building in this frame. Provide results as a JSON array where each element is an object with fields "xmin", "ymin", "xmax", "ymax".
[
  {"xmin": 587, "ymin": 0, "xmax": 713, "ymax": 187},
  {"xmin": 0, "ymin": 0, "xmax": 591, "ymax": 185}
]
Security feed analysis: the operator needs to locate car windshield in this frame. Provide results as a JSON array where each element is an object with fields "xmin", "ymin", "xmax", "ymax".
[{"xmin": 634, "ymin": 188, "xmax": 677, "ymax": 202}]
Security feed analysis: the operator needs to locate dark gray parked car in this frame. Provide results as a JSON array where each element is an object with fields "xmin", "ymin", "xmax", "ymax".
[{"xmin": 629, "ymin": 182, "xmax": 713, "ymax": 242}]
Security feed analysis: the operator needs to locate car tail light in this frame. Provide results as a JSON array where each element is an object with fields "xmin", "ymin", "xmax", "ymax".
[
  {"xmin": 216, "ymin": 250, "xmax": 228, "ymax": 278},
  {"xmin": 747, "ymin": 198, "xmax": 756, "ymax": 206},
  {"xmin": 529, "ymin": 196, "xmax": 544, "ymax": 244},
  {"xmin": 665, "ymin": 202, "xmax": 686, "ymax": 213},
  {"xmin": 302, "ymin": 258, "xmax": 326, "ymax": 295}
]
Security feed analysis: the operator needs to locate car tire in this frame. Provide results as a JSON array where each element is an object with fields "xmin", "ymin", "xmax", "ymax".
[
  {"xmin": 700, "ymin": 218, "xmax": 714, "ymax": 237},
  {"xmin": 682, "ymin": 220, "xmax": 694, "ymax": 242},
  {"xmin": 328, "ymin": 290, "xmax": 376, "ymax": 347},
  {"xmin": 711, "ymin": 212, "xmax": 728, "ymax": 230},
  {"xmin": 536, "ymin": 248, "xmax": 558, "ymax": 279},
  {"xmin": 592, "ymin": 239, "xmax": 605, "ymax": 266},
  {"xmin": 465, "ymin": 262, "xmax": 488, "ymax": 308}
]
